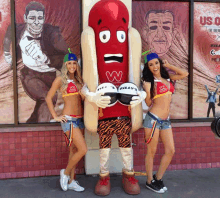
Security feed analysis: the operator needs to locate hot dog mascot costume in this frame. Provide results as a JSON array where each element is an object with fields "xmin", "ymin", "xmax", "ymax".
[{"xmin": 81, "ymin": 0, "xmax": 146, "ymax": 195}]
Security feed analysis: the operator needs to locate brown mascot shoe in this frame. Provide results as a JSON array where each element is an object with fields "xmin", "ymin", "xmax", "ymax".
[
  {"xmin": 122, "ymin": 170, "xmax": 140, "ymax": 195},
  {"xmin": 95, "ymin": 172, "xmax": 111, "ymax": 196}
]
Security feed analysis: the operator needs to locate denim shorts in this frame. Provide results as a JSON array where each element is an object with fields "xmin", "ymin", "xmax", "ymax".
[
  {"xmin": 143, "ymin": 112, "xmax": 171, "ymax": 130},
  {"xmin": 61, "ymin": 115, "xmax": 84, "ymax": 133}
]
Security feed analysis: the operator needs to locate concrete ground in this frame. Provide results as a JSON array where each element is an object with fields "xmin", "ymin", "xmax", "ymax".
[{"xmin": 1, "ymin": 168, "xmax": 220, "ymax": 198}]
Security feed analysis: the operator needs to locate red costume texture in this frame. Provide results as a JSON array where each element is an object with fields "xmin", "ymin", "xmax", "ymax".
[{"xmin": 88, "ymin": 0, "xmax": 130, "ymax": 120}]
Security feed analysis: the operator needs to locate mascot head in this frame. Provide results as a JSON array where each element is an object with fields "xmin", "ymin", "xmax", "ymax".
[{"xmin": 89, "ymin": 0, "xmax": 129, "ymax": 86}]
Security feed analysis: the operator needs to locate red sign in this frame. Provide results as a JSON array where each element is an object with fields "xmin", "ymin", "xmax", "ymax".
[{"xmin": 200, "ymin": 16, "xmax": 220, "ymax": 26}]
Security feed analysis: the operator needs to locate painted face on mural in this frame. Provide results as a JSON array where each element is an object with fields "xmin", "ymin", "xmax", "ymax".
[
  {"xmin": 88, "ymin": 0, "xmax": 129, "ymax": 86},
  {"xmin": 24, "ymin": 10, "xmax": 45, "ymax": 35},
  {"xmin": 146, "ymin": 12, "xmax": 174, "ymax": 56}
]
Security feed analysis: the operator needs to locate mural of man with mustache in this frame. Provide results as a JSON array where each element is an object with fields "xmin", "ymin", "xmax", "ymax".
[
  {"xmin": 132, "ymin": 2, "xmax": 189, "ymax": 119},
  {"xmin": 145, "ymin": 10, "xmax": 176, "ymax": 57}
]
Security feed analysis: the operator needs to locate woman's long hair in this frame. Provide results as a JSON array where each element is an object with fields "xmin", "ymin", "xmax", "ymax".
[
  {"xmin": 142, "ymin": 58, "xmax": 173, "ymax": 99},
  {"xmin": 60, "ymin": 61, "xmax": 83, "ymax": 94}
]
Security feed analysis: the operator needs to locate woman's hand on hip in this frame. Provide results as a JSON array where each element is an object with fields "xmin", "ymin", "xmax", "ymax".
[{"xmin": 54, "ymin": 115, "xmax": 67, "ymax": 123}]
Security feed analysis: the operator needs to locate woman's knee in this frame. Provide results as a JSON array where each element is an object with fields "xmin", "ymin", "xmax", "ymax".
[
  {"xmin": 165, "ymin": 147, "xmax": 175, "ymax": 156},
  {"xmin": 79, "ymin": 146, "xmax": 87, "ymax": 156},
  {"xmin": 147, "ymin": 147, "xmax": 157, "ymax": 157},
  {"xmin": 70, "ymin": 146, "xmax": 77, "ymax": 153}
]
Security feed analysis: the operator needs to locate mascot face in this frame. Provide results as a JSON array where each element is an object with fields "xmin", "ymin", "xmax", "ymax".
[{"xmin": 89, "ymin": 0, "xmax": 129, "ymax": 87}]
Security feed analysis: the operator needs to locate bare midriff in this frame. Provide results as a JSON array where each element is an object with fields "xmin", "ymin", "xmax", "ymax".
[
  {"xmin": 149, "ymin": 93, "xmax": 172, "ymax": 120},
  {"xmin": 62, "ymin": 94, "xmax": 83, "ymax": 117}
]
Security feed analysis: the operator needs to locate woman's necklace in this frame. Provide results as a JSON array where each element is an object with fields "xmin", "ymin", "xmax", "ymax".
[
  {"xmin": 67, "ymin": 77, "xmax": 76, "ymax": 84},
  {"xmin": 154, "ymin": 76, "xmax": 163, "ymax": 81}
]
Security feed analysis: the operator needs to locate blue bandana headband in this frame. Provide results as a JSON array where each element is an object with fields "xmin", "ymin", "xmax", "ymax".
[{"xmin": 144, "ymin": 53, "xmax": 159, "ymax": 64}]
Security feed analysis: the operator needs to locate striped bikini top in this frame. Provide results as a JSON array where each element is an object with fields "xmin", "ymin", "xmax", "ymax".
[
  {"xmin": 153, "ymin": 78, "xmax": 175, "ymax": 100},
  {"xmin": 62, "ymin": 79, "xmax": 79, "ymax": 98}
]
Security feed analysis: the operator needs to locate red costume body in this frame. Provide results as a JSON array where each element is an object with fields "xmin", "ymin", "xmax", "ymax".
[
  {"xmin": 86, "ymin": 0, "xmax": 140, "ymax": 196},
  {"xmin": 89, "ymin": 0, "xmax": 130, "ymax": 120}
]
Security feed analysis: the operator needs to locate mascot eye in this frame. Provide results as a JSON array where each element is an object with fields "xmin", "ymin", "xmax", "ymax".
[
  {"xmin": 117, "ymin": 31, "xmax": 126, "ymax": 43},
  {"xmin": 99, "ymin": 30, "xmax": 111, "ymax": 43}
]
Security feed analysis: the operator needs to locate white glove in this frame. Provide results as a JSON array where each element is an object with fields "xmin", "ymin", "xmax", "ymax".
[
  {"xmin": 4, "ymin": 52, "xmax": 12, "ymax": 65},
  {"xmin": 81, "ymin": 84, "xmax": 111, "ymax": 108},
  {"xmin": 25, "ymin": 41, "xmax": 47, "ymax": 63},
  {"xmin": 130, "ymin": 91, "xmax": 147, "ymax": 107}
]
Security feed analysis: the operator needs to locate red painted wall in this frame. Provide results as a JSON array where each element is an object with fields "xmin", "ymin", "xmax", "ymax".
[
  {"xmin": 133, "ymin": 126, "xmax": 220, "ymax": 172},
  {"xmin": 0, "ymin": 130, "xmax": 84, "ymax": 179},
  {"xmin": 0, "ymin": 126, "xmax": 220, "ymax": 179}
]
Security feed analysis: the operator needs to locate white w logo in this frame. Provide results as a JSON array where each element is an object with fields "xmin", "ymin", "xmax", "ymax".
[{"xmin": 106, "ymin": 71, "xmax": 123, "ymax": 82}]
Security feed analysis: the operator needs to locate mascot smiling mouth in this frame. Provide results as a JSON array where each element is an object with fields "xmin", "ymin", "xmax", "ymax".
[{"xmin": 104, "ymin": 54, "xmax": 123, "ymax": 63}]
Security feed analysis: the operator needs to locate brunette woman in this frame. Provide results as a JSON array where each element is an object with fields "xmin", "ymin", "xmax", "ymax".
[{"xmin": 142, "ymin": 53, "xmax": 188, "ymax": 193}]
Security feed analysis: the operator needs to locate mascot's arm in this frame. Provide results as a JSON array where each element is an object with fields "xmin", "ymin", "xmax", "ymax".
[
  {"xmin": 81, "ymin": 84, "xmax": 110, "ymax": 108},
  {"xmin": 128, "ymin": 27, "xmax": 144, "ymax": 133}
]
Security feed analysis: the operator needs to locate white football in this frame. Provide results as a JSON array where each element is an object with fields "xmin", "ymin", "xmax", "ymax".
[
  {"xmin": 96, "ymin": 83, "xmax": 118, "ymax": 107},
  {"xmin": 118, "ymin": 82, "xmax": 138, "ymax": 106}
]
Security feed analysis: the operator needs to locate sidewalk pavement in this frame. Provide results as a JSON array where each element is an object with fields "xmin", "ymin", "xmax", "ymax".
[{"xmin": 1, "ymin": 168, "xmax": 220, "ymax": 198}]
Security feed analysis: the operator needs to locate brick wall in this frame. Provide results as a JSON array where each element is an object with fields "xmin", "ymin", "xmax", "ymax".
[
  {"xmin": 0, "ymin": 130, "xmax": 84, "ymax": 179},
  {"xmin": 1, "ymin": 126, "xmax": 220, "ymax": 179},
  {"xmin": 132, "ymin": 126, "xmax": 220, "ymax": 172}
]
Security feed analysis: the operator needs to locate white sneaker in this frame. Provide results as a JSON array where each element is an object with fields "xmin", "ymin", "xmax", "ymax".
[
  {"xmin": 68, "ymin": 180, "xmax": 85, "ymax": 192},
  {"xmin": 60, "ymin": 169, "xmax": 69, "ymax": 191}
]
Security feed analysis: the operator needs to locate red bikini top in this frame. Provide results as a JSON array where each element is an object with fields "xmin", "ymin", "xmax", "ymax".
[
  {"xmin": 153, "ymin": 78, "xmax": 174, "ymax": 99},
  {"xmin": 62, "ymin": 80, "xmax": 79, "ymax": 97}
]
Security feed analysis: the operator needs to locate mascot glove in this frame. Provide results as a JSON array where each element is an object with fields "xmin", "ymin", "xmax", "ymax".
[
  {"xmin": 81, "ymin": 84, "xmax": 111, "ymax": 109},
  {"xmin": 130, "ymin": 91, "xmax": 147, "ymax": 108}
]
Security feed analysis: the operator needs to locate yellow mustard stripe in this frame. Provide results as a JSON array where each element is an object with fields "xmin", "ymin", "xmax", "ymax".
[
  {"xmin": 128, "ymin": 106, "xmax": 131, "ymax": 112},
  {"xmin": 153, "ymin": 91, "xmax": 172, "ymax": 100},
  {"xmin": 99, "ymin": 108, "xmax": 104, "ymax": 117},
  {"xmin": 62, "ymin": 92, "xmax": 79, "ymax": 97},
  {"xmin": 146, "ymin": 120, "xmax": 157, "ymax": 144},
  {"xmin": 151, "ymin": 121, "xmax": 157, "ymax": 137},
  {"xmin": 68, "ymin": 122, "xmax": 73, "ymax": 147}
]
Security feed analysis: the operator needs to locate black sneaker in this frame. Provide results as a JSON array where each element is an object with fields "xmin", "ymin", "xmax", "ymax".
[
  {"xmin": 146, "ymin": 180, "xmax": 165, "ymax": 193},
  {"xmin": 153, "ymin": 174, "xmax": 168, "ymax": 191}
]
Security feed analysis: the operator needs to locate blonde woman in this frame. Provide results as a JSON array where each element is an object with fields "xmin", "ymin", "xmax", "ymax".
[{"xmin": 46, "ymin": 51, "xmax": 87, "ymax": 192}]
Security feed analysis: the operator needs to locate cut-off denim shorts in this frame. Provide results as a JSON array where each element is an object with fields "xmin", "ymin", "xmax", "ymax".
[
  {"xmin": 61, "ymin": 115, "xmax": 84, "ymax": 133},
  {"xmin": 143, "ymin": 112, "xmax": 171, "ymax": 130}
]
